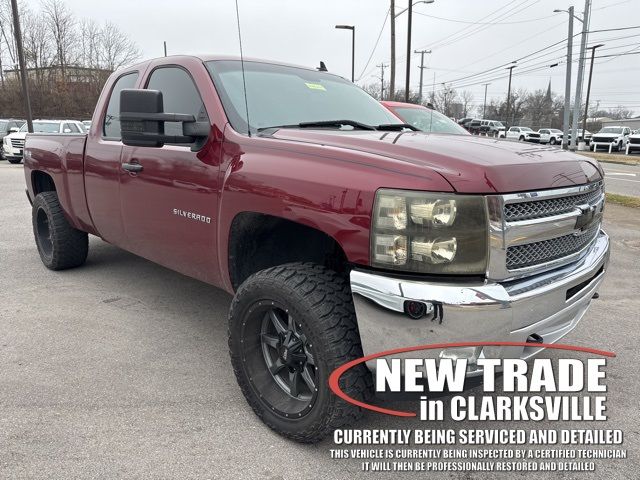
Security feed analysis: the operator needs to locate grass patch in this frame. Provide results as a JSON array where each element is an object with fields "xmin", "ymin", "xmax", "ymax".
[
  {"xmin": 606, "ymin": 192, "xmax": 640, "ymax": 209},
  {"xmin": 581, "ymin": 151, "xmax": 640, "ymax": 165}
]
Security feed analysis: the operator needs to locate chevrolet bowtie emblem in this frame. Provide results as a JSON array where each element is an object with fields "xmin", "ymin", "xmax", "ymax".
[{"xmin": 575, "ymin": 204, "xmax": 598, "ymax": 230}]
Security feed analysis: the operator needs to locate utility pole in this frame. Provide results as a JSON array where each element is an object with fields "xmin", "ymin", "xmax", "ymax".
[
  {"xmin": 10, "ymin": 0, "xmax": 32, "ymax": 132},
  {"xmin": 163, "ymin": 41, "xmax": 167, "ymax": 57},
  {"xmin": 376, "ymin": 63, "xmax": 387, "ymax": 100},
  {"xmin": 482, "ymin": 83, "xmax": 490, "ymax": 119},
  {"xmin": 561, "ymin": 7, "xmax": 574, "ymax": 149},
  {"xmin": 570, "ymin": 0, "xmax": 591, "ymax": 150},
  {"xmin": 390, "ymin": 0, "xmax": 396, "ymax": 100},
  {"xmin": 582, "ymin": 43, "xmax": 603, "ymax": 135},
  {"xmin": 505, "ymin": 64, "xmax": 516, "ymax": 127},
  {"xmin": 415, "ymin": 49, "xmax": 431, "ymax": 103},
  {"xmin": 404, "ymin": 1, "xmax": 413, "ymax": 102}
]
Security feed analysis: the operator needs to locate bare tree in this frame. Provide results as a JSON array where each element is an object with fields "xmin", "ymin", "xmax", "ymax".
[
  {"xmin": 460, "ymin": 90, "xmax": 474, "ymax": 117},
  {"xmin": 98, "ymin": 22, "xmax": 141, "ymax": 70},
  {"xmin": 42, "ymin": 0, "xmax": 76, "ymax": 81}
]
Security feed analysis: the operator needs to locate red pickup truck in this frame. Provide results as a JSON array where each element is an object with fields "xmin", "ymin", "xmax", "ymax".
[{"xmin": 23, "ymin": 55, "xmax": 609, "ymax": 442}]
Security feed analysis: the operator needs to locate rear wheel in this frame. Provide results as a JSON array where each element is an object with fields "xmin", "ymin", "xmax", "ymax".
[
  {"xmin": 32, "ymin": 192, "xmax": 88, "ymax": 270},
  {"xmin": 229, "ymin": 262, "xmax": 372, "ymax": 443}
]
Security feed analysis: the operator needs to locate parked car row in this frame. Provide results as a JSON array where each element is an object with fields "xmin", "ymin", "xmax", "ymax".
[
  {"xmin": 1, "ymin": 119, "xmax": 88, "ymax": 164},
  {"xmin": 458, "ymin": 118, "xmax": 506, "ymax": 137}
]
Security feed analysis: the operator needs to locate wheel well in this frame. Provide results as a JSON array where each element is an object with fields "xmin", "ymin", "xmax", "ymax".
[
  {"xmin": 228, "ymin": 213, "xmax": 350, "ymax": 290},
  {"xmin": 32, "ymin": 171, "xmax": 56, "ymax": 195}
]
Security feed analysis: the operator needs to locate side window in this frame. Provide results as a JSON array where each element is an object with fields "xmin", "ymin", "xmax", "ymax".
[
  {"xmin": 103, "ymin": 72, "xmax": 139, "ymax": 140},
  {"xmin": 64, "ymin": 122, "xmax": 80, "ymax": 133},
  {"xmin": 146, "ymin": 67, "xmax": 209, "ymax": 139}
]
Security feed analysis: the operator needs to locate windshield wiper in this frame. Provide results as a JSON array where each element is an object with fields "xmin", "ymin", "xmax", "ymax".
[
  {"xmin": 375, "ymin": 123, "xmax": 418, "ymax": 131},
  {"xmin": 257, "ymin": 119, "xmax": 377, "ymax": 133}
]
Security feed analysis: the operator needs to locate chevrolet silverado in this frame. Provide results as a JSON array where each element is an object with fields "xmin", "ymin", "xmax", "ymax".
[{"xmin": 23, "ymin": 55, "xmax": 609, "ymax": 443}]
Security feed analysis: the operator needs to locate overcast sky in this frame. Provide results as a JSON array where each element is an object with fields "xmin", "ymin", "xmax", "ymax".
[{"xmin": 25, "ymin": 0, "xmax": 640, "ymax": 115}]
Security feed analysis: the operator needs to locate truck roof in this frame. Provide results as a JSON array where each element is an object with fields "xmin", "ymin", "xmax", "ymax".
[{"xmin": 125, "ymin": 54, "xmax": 330, "ymax": 75}]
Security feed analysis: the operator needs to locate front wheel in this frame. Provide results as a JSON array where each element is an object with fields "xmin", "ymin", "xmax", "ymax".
[
  {"xmin": 519, "ymin": 136, "xmax": 525, "ymax": 142},
  {"xmin": 229, "ymin": 263, "xmax": 372, "ymax": 443},
  {"xmin": 550, "ymin": 137, "xmax": 557, "ymax": 145},
  {"xmin": 7, "ymin": 158, "xmax": 21, "ymax": 164}
]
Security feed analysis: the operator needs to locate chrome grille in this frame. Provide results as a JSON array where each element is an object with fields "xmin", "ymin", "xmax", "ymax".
[
  {"xmin": 10, "ymin": 138, "xmax": 24, "ymax": 149},
  {"xmin": 593, "ymin": 136, "xmax": 615, "ymax": 143},
  {"xmin": 504, "ymin": 185, "xmax": 603, "ymax": 222},
  {"xmin": 506, "ymin": 223, "xmax": 600, "ymax": 270},
  {"xmin": 487, "ymin": 182, "xmax": 604, "ymax": 281}
]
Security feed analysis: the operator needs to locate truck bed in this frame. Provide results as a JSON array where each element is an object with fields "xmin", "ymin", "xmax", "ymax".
[{"xmin": 24, "ymin": 133, "xmax": 95, "ymax": 234}]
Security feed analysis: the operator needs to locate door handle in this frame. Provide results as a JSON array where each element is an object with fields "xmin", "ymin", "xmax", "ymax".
[{"xmin": 122, "ymin": 162, "xmax": 143, "ymax": 173}]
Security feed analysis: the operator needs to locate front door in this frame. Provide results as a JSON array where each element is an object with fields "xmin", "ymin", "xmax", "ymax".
[{"xmin": 119, "ymin": 66, "xmax": 221, "ymax": 284}]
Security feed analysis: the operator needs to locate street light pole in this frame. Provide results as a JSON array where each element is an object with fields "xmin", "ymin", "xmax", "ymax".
[
  {"xmin": 570, "ymin": 0, "xmax": 591, "ymax": 150},
  {"xmin": 505, "ymin": 64, "xmax": 516, "ymax": 127},
  {"xmin": 482, "ymin": 83, "xmax": 490, "ymax": 119},
  {"xmin": 335, "ymin": 25, "xmax": 355, "ymax": 82},
  {"xmin": 582, "ymin": 43, "xmax": 603, "ymax": 135},
  {"xmin": 10, "ymin": 0, "xmax": 32, "ymax": 132},
  {"xmin": 415, "ymin": 49, "xmax": 431, "ymax": 103}
]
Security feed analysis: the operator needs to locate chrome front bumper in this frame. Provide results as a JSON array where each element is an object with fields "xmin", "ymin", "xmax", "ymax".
[{"xmin": 351, "ymin": 231, "xmax": 610, "ymax": 374}]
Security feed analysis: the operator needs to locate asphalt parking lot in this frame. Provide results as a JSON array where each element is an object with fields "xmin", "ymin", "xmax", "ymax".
[
  {"xmin": 602, "ymin": 162, "xmax": 640, "ymax": 197},
  {"xmin": 1, "ymin": 161, "xmax": 639, "ymax": 479}
]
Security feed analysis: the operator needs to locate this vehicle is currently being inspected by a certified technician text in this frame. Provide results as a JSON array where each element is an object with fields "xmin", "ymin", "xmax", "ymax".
[{"xmin": 22, "ymin": 55, "xmax": 609, "ymax": 443}]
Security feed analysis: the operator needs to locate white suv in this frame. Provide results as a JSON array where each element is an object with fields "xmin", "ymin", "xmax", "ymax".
[
  {"xmin": 3, "ymin": 120, "xmax": 85, "ymax": 164},
  {"xmin": 506, "ymin": 126, "xmax": 541, "ymax": 143},
  {"xmin": 591, "ymin": 126, "xmax": 631, "ymax": 153},
  {"xmin": 537, "ymin": 128, "xmax": 563, "ymax": 145}
]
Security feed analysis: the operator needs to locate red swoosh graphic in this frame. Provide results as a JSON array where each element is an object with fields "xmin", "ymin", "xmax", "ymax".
[{"xmin": 328, "ymin": 342, "xmax": 616, "ymax": 418}]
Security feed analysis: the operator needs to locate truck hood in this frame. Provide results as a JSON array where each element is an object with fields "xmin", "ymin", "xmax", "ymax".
[{"xmin": 269, "ymin": 130, "xmax": 602, "ymax": 193}]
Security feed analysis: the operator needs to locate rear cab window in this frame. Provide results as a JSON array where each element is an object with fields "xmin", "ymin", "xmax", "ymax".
[{"xmin": 103, "ymin": 72, "xmax": 139, "ymax": 140}]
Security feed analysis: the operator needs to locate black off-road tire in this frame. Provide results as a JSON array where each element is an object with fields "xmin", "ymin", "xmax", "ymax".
[
  {"xmin": 550, "ymin": 137, "xmax": 557, "ymax": 145},
  {"xmin": 229, "ymin": 262, "xmax": 372, "ymax": 443},
  {"xmin": 32, "ymin": 191, "xmax": 88, "ymax": 270}
]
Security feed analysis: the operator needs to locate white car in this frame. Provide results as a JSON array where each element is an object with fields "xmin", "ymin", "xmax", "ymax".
[
  {"xmin": 537, "ymin": 128, "xmax": 563, "ymax": 145},
  {"xmin": 627, "ymin": 131, "xmax": 640, "ymax": 155},
  {"xmin": 3, "ymin": 120, "xmax": 85, "ymax": 164},
  {"xmin": 591, "ymin": 126, "xmax": 631, "ymax": 153}
]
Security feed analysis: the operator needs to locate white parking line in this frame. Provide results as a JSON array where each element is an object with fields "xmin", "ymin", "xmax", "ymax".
[
  {"xmin": 605, "ymin": 177, "xmax": 640, "ymax": 183},
  {"xmin": 606, "ymin": 172, "xmax": 637, "ymax": 177}
]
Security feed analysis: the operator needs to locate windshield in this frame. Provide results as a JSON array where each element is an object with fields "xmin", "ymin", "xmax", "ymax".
[
  {"xmin": 19, "ymin": 122, "xmax": 60, "ymax": 133},
  {"xmin": 493, "ymin": 122, "xmax": 504, "ymax": 127},
  {"xmin": 550, "ymin": 129, "xmax": 562, "ymax": 133},
  {"xmin": 205, "ymin": 60, "xmax": 400, "ymax": 133},
  {"xmin": 521, "ymin": 127, "xmax": 533, "ymax": 132},
  {"xmin": 391, "ymin": 107, "xmax": 469, "ymax": 134},
  {"xmin": 599, "ymin": 127, "xmax": 623, "ymax": 134}
]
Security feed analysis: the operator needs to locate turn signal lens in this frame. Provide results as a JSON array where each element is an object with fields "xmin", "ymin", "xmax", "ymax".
[
  {"xmin": 373, "ymin": 234, "xmax": 407, "ymax": 265},
  {"xmin": 411, "ymin": 237, "xmax": 457, "ymax": 264},
  {"xmin": 375, "ymin": 195, "xmax": 407, "ymax": 230},
  {"xmin": 410, "ymin": 199, "xmax": 457, "ymax": 227}
]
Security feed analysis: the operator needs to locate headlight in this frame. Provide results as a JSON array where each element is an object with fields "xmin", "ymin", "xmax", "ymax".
[{"xmin": 371, "ymin": 189, "xmax": 487, "ymax": 275}]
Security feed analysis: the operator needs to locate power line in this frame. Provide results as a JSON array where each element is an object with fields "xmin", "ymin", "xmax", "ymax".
[
  {"xmin": 413, "ymin": 11, "xmax": 556, "ymax": 25},
  {"xmin": 356, "ymin": 7, "xmax": 390, "ymax": 81}
]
